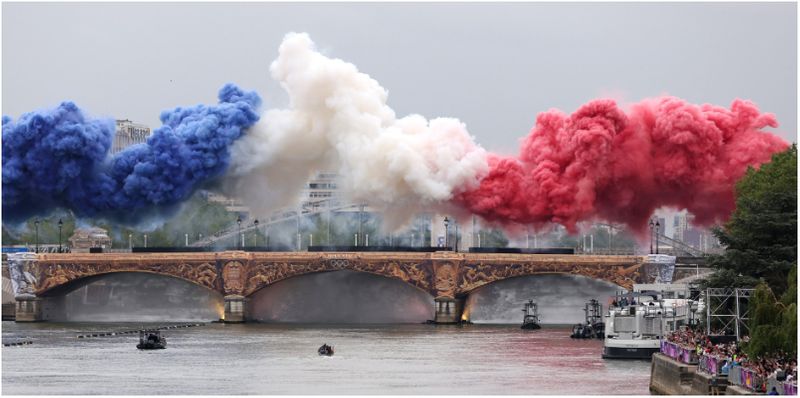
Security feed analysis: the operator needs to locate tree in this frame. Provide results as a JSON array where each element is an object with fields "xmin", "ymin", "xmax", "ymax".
[
  {"xmin": 745, "ymin": 273, "xmax": 796, "ymax": 360},
  {"xmin": 708, "ymin": 145, "xmax": 797, "ymax": 295}
]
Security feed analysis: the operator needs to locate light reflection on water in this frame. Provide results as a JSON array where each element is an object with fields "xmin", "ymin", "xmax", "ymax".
[{"xmin": 2, "ymin": 322, "xmax": 651, "ymax": 395}]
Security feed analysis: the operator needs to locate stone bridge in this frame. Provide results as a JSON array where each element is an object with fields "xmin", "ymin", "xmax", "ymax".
[{"xmin": 8, "ymin": 251, "xmax": 660, "ymax": 323}]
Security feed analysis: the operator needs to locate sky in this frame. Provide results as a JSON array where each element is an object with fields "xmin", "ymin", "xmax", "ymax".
[{"xmin": 3, "ymin": 2, "xmax": 797, "ymax": 156}]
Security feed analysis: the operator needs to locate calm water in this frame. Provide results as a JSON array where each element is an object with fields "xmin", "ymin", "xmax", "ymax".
[{"xmin": 1, "ymin": 322, "xmax": 651, "ymax": 395}]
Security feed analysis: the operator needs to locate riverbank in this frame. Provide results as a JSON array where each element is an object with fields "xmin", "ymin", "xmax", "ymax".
[{"xmin": 650, "ymin": 353, "xmax": 767, "ymax": 395}]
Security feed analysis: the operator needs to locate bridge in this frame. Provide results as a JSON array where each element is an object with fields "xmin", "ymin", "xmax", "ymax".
[{"xmin": 6, "ymin": 251, "xmax": 671, "ymax": 324}]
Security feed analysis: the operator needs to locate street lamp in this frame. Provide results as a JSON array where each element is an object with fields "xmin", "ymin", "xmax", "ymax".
[
  {"xmin": 34, "ymin": 219, "xmax": 39, "ymax": 253},
  {"xmin": 58, "ymin": 219, "xmax": 63, "ymax": 253},
  {"xmin": 237, "ymin": 215, "xmax": 242, "ymax": 249},
  {"xmin": 253, "ymin": 219, "xmax": 259, "ymax": 247},
  {"xmin": 655, "ymin": 219, "xmax": 661, "ymax": 255},
  {"xmin": 443, "ymin": 217, "xmax": 450, "ymax": 249},
  {"xmin": 455, "ymin": 220, "xmax": 459, "ymax": 252},
  {"xmin": 648, "ymin": 218, "xmax": 655, "ymax": 254},
  {"xmin": 144, "ymin": 234, "xmax": 148, "ymax": 248},
  {"xmin": 128, "ymin": 233, "xmax": 132, "ymax": 250}
]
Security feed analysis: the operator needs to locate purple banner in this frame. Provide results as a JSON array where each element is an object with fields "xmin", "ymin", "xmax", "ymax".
[
  {"xmin": 784, "ymin": 382, "xmax": 797, "ymax": 396},
  {"xmin": 699, "ymin": 354, "xmax": 723, "ymax": 375},
  {"xmin": 660, "ymin": 341, "xmax": 697, "ymax": 364}
]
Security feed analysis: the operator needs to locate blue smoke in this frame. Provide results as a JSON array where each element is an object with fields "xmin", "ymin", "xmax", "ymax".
[{"xmin": 2, "ymin": 84, "xmax": 261, "ymax": 224}]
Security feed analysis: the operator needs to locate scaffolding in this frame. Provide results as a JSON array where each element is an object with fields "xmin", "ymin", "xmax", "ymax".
[{"xmin": 705, "ymin": 288, "xmax": 754, "ymax": 340}]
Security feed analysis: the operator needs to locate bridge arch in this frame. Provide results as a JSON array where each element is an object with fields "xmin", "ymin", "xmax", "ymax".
[
  {"xmin": 36, "ymin": 269, "xmax": 222, "ymax": 298},
  {"xmin": 246, "ymin": 269, "xmax": 435, "ymax": 323},
  {"xmin": 462, "ymin": 273, "xmax": 623, "ymax": 324},
  {"xmin": 455, "ymin": 256, "xmax": 644, "ymax": 296},
  {"xmin": 33, "ymin": 258, "xmax": 220, "ymax": 297},
  {"xmin": 241, "ymin": 257, "xmax": 436, "ymax": 298},
  {"xmin": 36, "ymin": 271, "xmax": 224, "ymax": 322}
]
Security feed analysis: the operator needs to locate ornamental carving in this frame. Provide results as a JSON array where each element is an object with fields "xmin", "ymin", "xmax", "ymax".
[
  {"xmin": 457, "ymin": 259, "xmax": 643, "ymax": 293},
  {"xmin": 33, "ymin": 256, "xmax": 218, "ymax": 295},
  {"xmin": 243, "ymin": 257, "xmax": 433, "ymax": 296},
  {"xmin": 29, "ymin": 252, "xmax": 646, "ymax": 299},
  {"xmin": 434, "ymin": 262, "xmax": 458, "ymax": 298},
  {"xmin": 222, "ymin": 261, "xmax": 245, "ymax": 295}
]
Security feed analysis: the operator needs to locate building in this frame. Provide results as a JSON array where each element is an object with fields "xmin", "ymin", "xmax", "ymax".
[
  {"xmin": 68, "ymin": 227, "xmax": 112, "ymax": 253},
  {"xmin": 673, "ymin": 212, "xmax": 691, "ymax": 242},
  {"xmin": 112, "ymin": 119, "xmax": 151, "ymax": 154}
]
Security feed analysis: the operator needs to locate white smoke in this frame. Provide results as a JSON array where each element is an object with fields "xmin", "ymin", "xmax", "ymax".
[{"xmin": 228, "ymin": 33, "xmax": 489, "ymax": 225}]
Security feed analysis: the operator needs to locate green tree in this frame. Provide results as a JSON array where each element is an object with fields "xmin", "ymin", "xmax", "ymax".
[
  {"xmin": 745, "ymin": 276, "xmax": 796, "ymax": 359},
  {"xmin": 708, "ymin": 145, "xmax": 797, "ymax": 295}
]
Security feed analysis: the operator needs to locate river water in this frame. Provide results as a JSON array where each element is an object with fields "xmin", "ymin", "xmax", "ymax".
[{"xmin": 2, "ymin": 322, "xmax": 651, "ymax": 395}]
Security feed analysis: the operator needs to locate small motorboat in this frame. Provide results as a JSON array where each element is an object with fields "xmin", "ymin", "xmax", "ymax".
[
  {"xmin": 137, "ymin": 330, "xmax": 166, "ymax": 350},
  {"xmin": 318, "ymin": 343, "xmax": 334, "ymax": 356},
  {"xmin": 570, "ymin": 299, "xmax": 605, "ymax": 339},
  {"xmin": 521, "ymin": 299, "xmax": 541, "ymax": 330}
]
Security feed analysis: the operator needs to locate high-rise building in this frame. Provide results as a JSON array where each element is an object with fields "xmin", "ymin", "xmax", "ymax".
[
  {"xmin": 673, "ymin": 212, "xmax": 690, "ymax": 242},
  {"xmin": 112, "ymin": 119, "xmax": 151, "ymax": 154}
]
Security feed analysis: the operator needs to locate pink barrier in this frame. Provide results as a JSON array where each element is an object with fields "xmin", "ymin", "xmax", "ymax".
[
  {"xmin": 699, "ymin": 354, "xmax": 724, "ymax": 375},
  {"xmin": 784, "ymin": 382, "xmax": 797, "ymax": 395},
  {"xmin": 660, "ymin": 341, "xmax": 698, "ymax": 364}
]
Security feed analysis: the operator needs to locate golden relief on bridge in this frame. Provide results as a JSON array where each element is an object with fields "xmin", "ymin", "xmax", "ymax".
[
  {"xmin": 33, "ymin": 254, "xmax": 220, "ymax": 295},
  {"xmin": 27, "ymin": 252, "xmax": 646, "ymax": 298},
  {"xmin": 241, "ymin": 255, "xmax": 434, "ymax": 296}
]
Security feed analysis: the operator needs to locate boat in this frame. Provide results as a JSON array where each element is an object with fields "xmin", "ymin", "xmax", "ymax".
[
  {"xmin": 318, "ymin": 343, "xmax": 334, "ymax": 356},
  {"xmin": 571, "ymin": 299, "xmax": 605, "ymax": 339},
  {"xmin": 602, "ymin": 283, "xmax": 695, "ymax": 359},
  {"xmin": 520, "ymin": 299, "xmax": 541, "ymax": 330},
  {"xmin": 136, "ymin": 330, "xmax": 166, "ymax": 350}
]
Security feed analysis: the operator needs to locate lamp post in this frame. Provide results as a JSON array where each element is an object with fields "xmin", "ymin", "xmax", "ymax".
[
  {"xmin": 58, "ymin": 219, "xmax": 63, "ymax": 253},
  {"xmin": 34, "ymin": 219, "xmax": 39, "ymax": 253},
  {"xmin": 253, "ymin": 219, "xmax": 259, "ymax": 247},
  {"xmin": 128, "ymin": 233, "xmax": 132, "ymax": 250},
  {"xmin": 648, "ymin": 218, "xmax": 655, "ymax": 254},
  {"xmin": 144, "ymin": 234, "xmax": 148, "ymax": 248},
  {"xmin": 443, "ymin": 216, "xmax": 450, "ymax": 249},
  {"xmin": 454, "ymin": 220, "xmax": 459, "ymax": 252},
  {"xmin": 655, "ymin": 219, "xmax": 661, "ymax": 255},
  {"xmin": 358, "ymin": 204, "xmax": 365, "ymax": 247},
  {"xmin": 237, "ymin": 215, "xmax": 242, "ymax": 249}
]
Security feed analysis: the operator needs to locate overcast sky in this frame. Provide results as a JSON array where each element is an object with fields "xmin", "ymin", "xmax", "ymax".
[{"xmin": 3, "ymin": 2, "xmax": 797, "ymax": 154}]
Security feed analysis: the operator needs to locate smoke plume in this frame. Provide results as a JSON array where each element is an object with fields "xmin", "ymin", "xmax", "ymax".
[
  {"xmin": 231, "ymin": 32, "xmax": 788, "ymax": 235},
  {"xmin": 455, "ymin": 98, "xmax": 789, "ymax": 233},
  {"xmin": 2, "ymin": 84, "xmax": 261, "ymax": 224},
  {"xmin": 228, "ymin": 33, "xmax": 489, "ymax": 223}
]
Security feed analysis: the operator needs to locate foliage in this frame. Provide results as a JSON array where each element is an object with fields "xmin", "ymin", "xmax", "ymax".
[
  {"xmin": 707, "ymin": 145, "xmax": 797, "ymax": 295},
  {"xmin": 745, "ymin": 276, "xmax": 796, "ymax": 359}
]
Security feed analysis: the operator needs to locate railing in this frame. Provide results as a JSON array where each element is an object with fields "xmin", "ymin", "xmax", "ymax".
[
  {"xmin": 660, "ymin": 340, "xmax": 699, "ymax": 364},
  {"xmin": 698, "ymin": 354, "xmax": 726, "ymax": 375},
  {"xmin": 766, "ymin": 373, "xmax": 797, "ymax": 395},
  {"xmin": 727, "ymin": 365, "xmax": 767, "ymax": 393}
]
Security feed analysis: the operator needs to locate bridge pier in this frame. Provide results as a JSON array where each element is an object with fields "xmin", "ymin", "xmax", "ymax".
[
  {"xmin": 14, "ymin": 294, "xmax": 42, "ymax": 322},
  {"xmin": 433, "ymin": 297, "xmax": 465, "ymax": 324},
  {"xmin": 223, "ymin": 295, "xmax": 246, "ymax": 323}
]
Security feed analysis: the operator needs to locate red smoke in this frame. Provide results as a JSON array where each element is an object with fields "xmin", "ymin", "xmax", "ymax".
[{"xmin": 454, "ymin": 97, "xmax": 789, "ymax": 235}]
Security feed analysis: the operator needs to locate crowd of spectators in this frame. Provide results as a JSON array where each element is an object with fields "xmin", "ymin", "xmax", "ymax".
[{"xmin": 665, "ymin": 327, "xmax": 797, "ymax": 388}]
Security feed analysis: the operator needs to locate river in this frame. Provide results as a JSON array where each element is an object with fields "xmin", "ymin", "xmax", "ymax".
[{"xmin": 2, "ymin": 322, "xmax": 651, "ymax": 395}]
